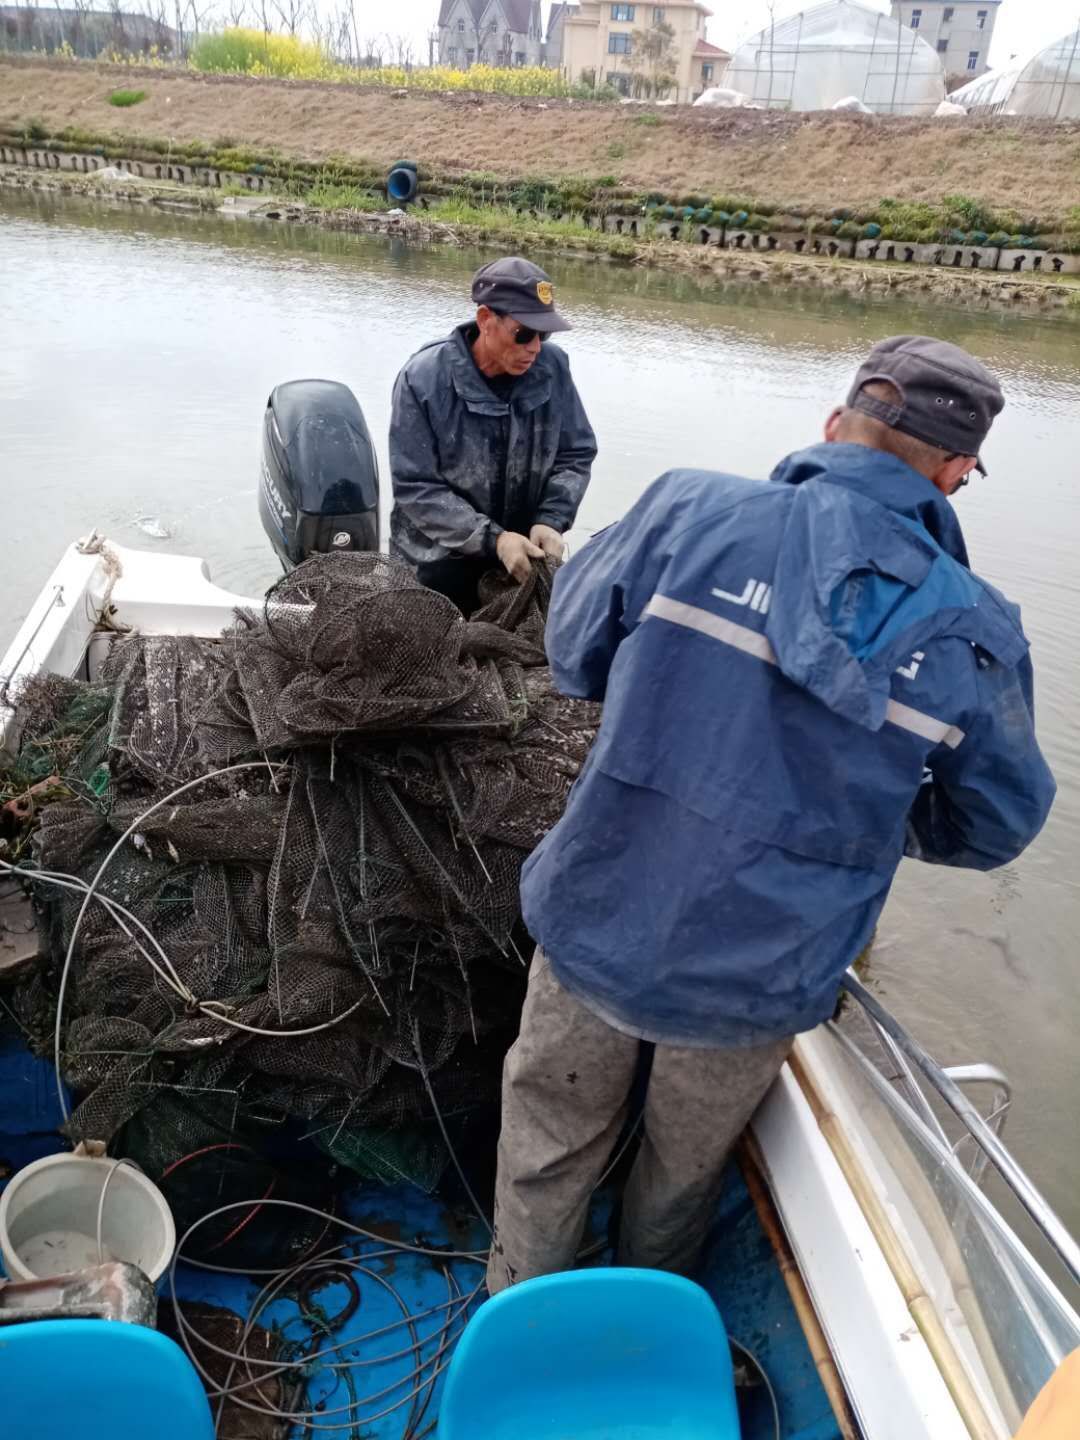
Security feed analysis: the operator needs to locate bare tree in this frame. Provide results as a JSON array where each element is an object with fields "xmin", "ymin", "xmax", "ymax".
[
  {"xmin": 11, "ymin": 5, "xmax": 43, "ymax": 56},
  {"xmin": 360, "ymin": 31, "xmax": 384, "ymax": 67},
  {"xmin": 107, "ymin": 0, "xmax": 126, "ymax": 52},
  {"xmin": 186, "ymin": 0, "xmax": 215, "ymax": 44},
  {"xmin": 272, "ymin": 0, "xmax": 304, "ymax": 36},
  {"xmin": 346, "ymin": 0, "xmax": 361, "ymax": 65},
  {"xmin": 628, "ymin": 19, "xmax": 675, "ymax": 98},
  {"xmin": 50, "ymin": 0, "xmax": 67, "ymax": 51},
  {"xmin": 145, "ymin": 0, "xmax": 172, "ymax": 53},
  {"xmin": 390, "ymin": 32, "xmax": 414, "ymax": 69},
  {"xmin": 309, "ymin": 5, "xmax": 337, "ymax": 54},
  {"xmin": 226, "ymin": 0, "xmax": 247, "ymax": 26},
  {"xmin": 68, "ymin": 0, "xmax": 94, "ymax": 55}
]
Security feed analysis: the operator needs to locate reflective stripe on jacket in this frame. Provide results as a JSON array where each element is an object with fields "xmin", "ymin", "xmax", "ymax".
[{"xmin": 521, "ymin": 444, "xmax": 1056, "ymax": 1047}]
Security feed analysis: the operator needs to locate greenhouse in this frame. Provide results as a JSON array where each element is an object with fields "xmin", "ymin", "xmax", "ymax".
[
  {"xmin": 721, "ymin": 0, "xmax": 945, "ymax": 115},
  {"xmin": 950, "ymin": 27, "xmax": 1080, "ymax": 118}
]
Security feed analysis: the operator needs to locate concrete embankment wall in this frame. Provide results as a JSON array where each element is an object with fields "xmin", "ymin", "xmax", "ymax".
[
  {"xmin": 589, "ymin": 211, "xmax": 1080, "ymax": 277},
  {"xmin": 0, "ymin": 144, "xmax": 271, "ymax": 192},
  {"xmin": 5, "ymin": 144, "xmax": 1079, "ymax": 280}
]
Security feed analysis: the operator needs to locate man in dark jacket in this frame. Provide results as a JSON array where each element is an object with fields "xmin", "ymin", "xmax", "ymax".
[
  {"xmin": 486, "ymin": 335, "xmax": 1056, "ymax": 1294},
  {"xmin": 389, "ymin": 256, "xmax": 597, "ymax": 613}
]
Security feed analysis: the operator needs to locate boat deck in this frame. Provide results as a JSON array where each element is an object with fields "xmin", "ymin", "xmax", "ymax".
[{"xmin": 0, "ymin": 1015, "xmax": 841, "ymax": 1439}]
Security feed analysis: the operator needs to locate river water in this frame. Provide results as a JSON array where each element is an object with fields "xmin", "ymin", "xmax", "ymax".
[{"xmin": 2, "ymin": 190, "xmax": 1078, "ymax": 1262}]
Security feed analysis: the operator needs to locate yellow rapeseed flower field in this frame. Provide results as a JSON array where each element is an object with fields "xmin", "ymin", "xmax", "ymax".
[{"xmin": 190, "ymin": 29, "xmax": 589, "ymax": 99}]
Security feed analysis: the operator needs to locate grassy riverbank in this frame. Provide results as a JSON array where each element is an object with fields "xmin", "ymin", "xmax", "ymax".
[{"xmin": 4, "ymin": 55, "xmax": 1080, "ymax": 235}]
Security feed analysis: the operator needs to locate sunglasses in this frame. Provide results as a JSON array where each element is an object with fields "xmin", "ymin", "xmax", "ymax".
[
  {"xmin": 492, "ymin": 311, "xmax": 547, "ymax": 346},
  {"xmin": 510, "ymin": 321, "xmax": 548, "ymax": 346}
]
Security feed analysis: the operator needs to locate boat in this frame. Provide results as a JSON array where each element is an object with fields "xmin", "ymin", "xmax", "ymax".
[{"xmin": 1, "ymin": 382, "xmax": 1077, "ymax": 1439}]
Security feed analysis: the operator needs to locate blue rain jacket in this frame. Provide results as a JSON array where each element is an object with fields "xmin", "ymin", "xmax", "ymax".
[
  {"xmin": 521, "ymin": 443, "xmax": 1056, "ymax": 1047},
  {"xmin": 389, "ymin": 325, "xmax": 596, "ymax": 566}
]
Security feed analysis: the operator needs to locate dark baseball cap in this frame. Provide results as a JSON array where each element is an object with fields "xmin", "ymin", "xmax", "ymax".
[
  {"xmin": 847, "ymin": 335, "xmax": 1004, "ymax": 473},
  {"xmin": 471, "ymin": 256, "xmax": 571, "ymax": 333}
]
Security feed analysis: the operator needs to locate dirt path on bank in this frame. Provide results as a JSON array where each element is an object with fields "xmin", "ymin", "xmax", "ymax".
[{"xmin": 3, "ymin": 55, "xmax": 1080, "ymax": 215}]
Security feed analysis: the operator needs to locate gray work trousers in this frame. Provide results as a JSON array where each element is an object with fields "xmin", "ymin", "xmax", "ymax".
[{"xmin": 486, "ymin": 952, "xmax": 791, "ymax": 1294}]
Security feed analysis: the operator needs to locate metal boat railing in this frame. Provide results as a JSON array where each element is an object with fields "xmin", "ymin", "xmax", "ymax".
[{"xmin": 841, "ymin": 972, "xmax": 1080, "ymax": 1289}]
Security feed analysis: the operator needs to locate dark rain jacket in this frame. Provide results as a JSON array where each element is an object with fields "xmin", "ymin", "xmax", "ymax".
[
  {"xmin": 389, "ymin": 324, "xmax": 596, "ymax": 566},
  {"xmin": 521, "ymin": 443, "xmax": 1057, "ymax": 1048}
]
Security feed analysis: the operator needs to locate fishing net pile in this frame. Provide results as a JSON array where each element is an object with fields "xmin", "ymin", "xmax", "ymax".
[{"xmin": 3, "ymin": 553, "xmax": 599, "ymax": 1203}]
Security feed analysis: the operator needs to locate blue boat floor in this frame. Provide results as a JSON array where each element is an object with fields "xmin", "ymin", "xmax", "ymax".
[{"xmin": 1, "ymin": 1023, "xmax": 841, "ymax": 1440}]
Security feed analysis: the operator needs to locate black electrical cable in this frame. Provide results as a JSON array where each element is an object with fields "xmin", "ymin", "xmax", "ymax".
[
  {"xmin": 730, "ymin": 1335, "xmax": 782, "ymax": 1440},
  {"xmin": 168, "ymin": 1198, "xmax": 485, "ymax": 1436}
]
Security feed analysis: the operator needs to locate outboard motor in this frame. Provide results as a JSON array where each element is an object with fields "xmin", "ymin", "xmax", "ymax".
[{"xmin": 259, "ymin": 379, "xmax": 380, "ymax": 569}]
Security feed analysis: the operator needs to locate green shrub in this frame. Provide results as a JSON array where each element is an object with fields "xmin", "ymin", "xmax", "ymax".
[
  {"xmin": 305, "ymin": 183, "xmax": 384, "ymax": 212},
  {"xmin": 108, "ymin": 89, "xmax": 147, "ymax": 107},
  {"xmin": 20, "ymin": 117, "xmax": 48, "ymax": 142},
  {"xmin": 712, "ymin": 195, "xmax": 752, "ymax": 214},
  {"xmin": 633, "ymin": 112, "xmax": 662, "ymax": 127},
  {"xmin": 873, "ymin": 199, "xmax": 937, "ymax": 233},
  {"xmin": 941, "ymin": 193, "xmax": 996, "ymax": 233}
]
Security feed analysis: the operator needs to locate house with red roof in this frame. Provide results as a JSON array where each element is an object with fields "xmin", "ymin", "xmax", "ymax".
[{"xmin": 557, "ymin": 0, "xmax": 730, "ymax": 102}]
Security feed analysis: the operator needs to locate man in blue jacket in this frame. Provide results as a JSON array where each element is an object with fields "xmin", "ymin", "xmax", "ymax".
[
  {"xmin": 486, "ymin": 335, "xmax": 1056, "ymax": 1294},
  {"xmin": 389, "ymin": 257, "xmax": 596, "ymax": 613}
]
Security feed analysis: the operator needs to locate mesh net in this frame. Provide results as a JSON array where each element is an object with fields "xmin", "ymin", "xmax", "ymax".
[{"xmin": 2, "ymin": 554, "xmax": 599, "ymax": 1197}]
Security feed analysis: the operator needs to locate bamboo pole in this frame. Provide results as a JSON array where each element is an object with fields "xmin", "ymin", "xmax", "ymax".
[
  {"xmin": 737, "ymin": 1134, "xmax": 860, "ymax": 1440},
  {"xmin": 788, "ymin": 1049, "xmax": 1002, "ymax": 1440}
]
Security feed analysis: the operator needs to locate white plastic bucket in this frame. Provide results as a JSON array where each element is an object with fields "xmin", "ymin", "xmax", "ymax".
[{"xmin": 0, "ymin": 1153, "xmax": 175, "ymax": 1284}]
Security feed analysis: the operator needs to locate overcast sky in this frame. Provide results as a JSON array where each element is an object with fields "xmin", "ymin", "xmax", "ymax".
[{"xmin": 370, "ymin": 0, "xmax": 1079, "ymax": 70}]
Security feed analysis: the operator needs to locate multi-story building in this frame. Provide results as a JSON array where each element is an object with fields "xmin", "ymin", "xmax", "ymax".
[
  {"xmin": 560, "ymin": 0, "xmax": 730, "ymax": 102},
  {"xmin": 437, "ymin": 0, "xmax": 543, "ymax": 69},
  {"xmin": 890, "ymin": 0, "xmax": 1001, "ymax": 80},
  {"xmin": 544, "ymin": 2, "xmax": 578, "ymax": 67}
]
